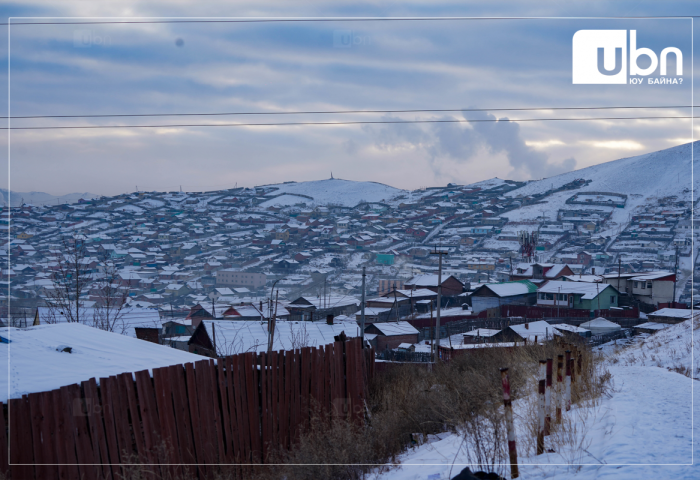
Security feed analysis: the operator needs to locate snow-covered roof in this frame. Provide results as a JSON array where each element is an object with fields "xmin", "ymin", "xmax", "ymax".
[
  {"xmin": 552, "ymin": 323, "xmax": 591, "ymax": 334},
  {"xmin": 475, "ymin": 280, "xmax": 537, "ymax": 297},
  {"xmin": 201, "ymin": 320, "xmax": 361, "ymax": 355},
  {"xmin": 634, "ymin": 322, "xmax": 672, "ymax": 331},
  {"xmin": 463, "ymin": 328, "xmax": 500, "ymax": 337},
  {"xmin": 406, "ymin": 274, "xmax": 461, "ymax": 287},
  {"xmin": 367, "ymin": 321, "xmax": 419, "ymax": 336},
  {"xmin": 0, "ymin": 323, "xmax": 201, "ymax": 401},
  {"xmin": 538, "ymin": 281, "xmax": 616, "ymax": 299},
  {"xmin": 508, "ymin": 320, "xmax": 561, "ymax": 341},
  {"xmin": 580, "ymin": 317, "xmax": 622, "ymax": 329},
  {"xmin": 648, "ymin": 308, "xmax": 695, "ymax": 319}
]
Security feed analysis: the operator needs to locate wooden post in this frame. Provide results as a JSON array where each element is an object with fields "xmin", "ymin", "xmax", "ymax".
[
  {"xmin": 537, "ymin": 359, "xmax": 546, "ymax": 455},
  {"xmin": 556, "ymin": 355, "xmax": 563, "ymax": 423},
  {"xmin": 545, "ymin": 358, "xmax": 552, "ymax": 436},
  {"xmin": 537, "ymin": 379, "xmax": 545, "ymax": 455},
  {"xmin": 500, "ymin": 368, "xmax": 519, "ymax": 479},
  {"xmin": 565, "ymin": 350, "xmax": 572, "ymax": 412}
]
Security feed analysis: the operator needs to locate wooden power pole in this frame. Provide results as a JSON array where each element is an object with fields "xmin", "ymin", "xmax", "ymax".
[{"xmin": 430, "ymin": 246, "xmax": 449, "ymax": 362}]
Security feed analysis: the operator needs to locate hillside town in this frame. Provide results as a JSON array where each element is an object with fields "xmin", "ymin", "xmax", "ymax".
[{"xmin": 3, "ymin": 156, "xmax": 697, "ymax": 360}]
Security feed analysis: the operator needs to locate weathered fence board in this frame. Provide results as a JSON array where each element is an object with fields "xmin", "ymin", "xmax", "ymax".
[{"xmin": 2, "ymin": 338, "xmax": 374, "ymax": 480}]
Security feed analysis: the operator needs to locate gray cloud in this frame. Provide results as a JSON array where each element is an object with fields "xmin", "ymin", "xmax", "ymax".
[{"xmin": 363, "ymin": 112, "xmax": 577, "ymax": 180}]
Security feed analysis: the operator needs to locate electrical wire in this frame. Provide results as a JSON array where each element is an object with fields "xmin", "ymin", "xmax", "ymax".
[
  {"xmin": 2, "ymin": 105, "xmax": 695, "ymax": 120},
  {"xmin": 2, "ymin": 115, "xmax": 694, "ymax": 130}
]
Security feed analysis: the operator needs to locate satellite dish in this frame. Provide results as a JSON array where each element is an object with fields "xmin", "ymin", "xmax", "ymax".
[{"xmin": 208, "ymin": 291, "xmax": 220, "ymax": 301}]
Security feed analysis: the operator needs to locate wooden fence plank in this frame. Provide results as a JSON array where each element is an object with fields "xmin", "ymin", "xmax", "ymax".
[
  {"xmin": 83, "ymin": 379, "xmax": 111, "ymax": 480},
  {"xmin": 0, "ymin": 403, "xmax": 8, "ymax": 478},
  {"xmin": 107, "ymin": 376, "xmax": 132, "ymax": 469},
  {"xmin": 168, "ymin": 365, "xmax": 196, "ymax": 468},
  {"xmin": 283, "ymin": 350, "xmax": 293, "ymax": 449},
  {"xmin": 224, "ymin": 356, "xmax": 242, "ymax": 463},
  {"xmin": 99, "ymin": 377, "xmax": 123, "ymax": 474},
  {"xmin": 344, "ymin": 342, "xmax": 355, "ymax": 424},
  {"xmin": 244, "ymin": 352, "xmax": 260, "ymax": 463},
  {"xmin": 59, "ymin": 387, "xmax": 83, "ymax": 480},
  {"xmin": 119, "ymin": 373, "xmax": 147, "ymax": 465},
  {"xmin": 51, "ymin": 389, "xmax": 75, "ymax": 480},
  {"xmin": 152, "ymin": 368, "xmax": 178, "ymax": 478},
  {"xmin": 10, "ymin": 397, "xmax": 35, "ymax": 480},
  {"xmin": 134, "ymin": 369, "xmax": 162, "ymax": 477},
  {"xmin": 217, "ymin": 360, "xmax": 233, "ymax": 463},
  {"xmin": 269, "ymin": 352, "xmax": 278, "ymax": 452},
  {"xmin": 112, "ymin": 375, "xmax": 135, "ymax": 461},
  {"xmin": 275, "ymin": 351, "xmax": 284, "ymax": 451},
  {"xmin": 259, "ymin": 353, "xmax": 268, "ymax": 461},
  {"xmin": 299, "ymin": 348, "xmax": 309, "ymax": 432},
  {"xmin": 291, "ymin": 349, "xmax": 300, "ymax": 444},
  {"xmin": 235, "ymin": 354, "xmax": 251, "ymax": 462},
  {"xmin": 208, "ymin": 359, "xmax": 226, "ymax": 463},
  {"xmin": 185, "ymin": 362, "xmax": 206, "ymax": 477},
  {"xmin": 67, "ymin": 384, "xmax": 98, "ymax": 480},
  {"xmin": 28, "ymin": 393, "xmax": 46, "ymax": 480},
  {"xmin": 194, "ymin": 360, "xmax": 217, "ymax": 466}
]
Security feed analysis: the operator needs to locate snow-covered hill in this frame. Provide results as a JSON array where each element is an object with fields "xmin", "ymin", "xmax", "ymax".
[
  {"xmin": 502, "ymin": 141, "xmax": 698, "ymax": 225},
  {"xmin": 258, "ymin": 178, "xmax": 404, "ymax": 207}
]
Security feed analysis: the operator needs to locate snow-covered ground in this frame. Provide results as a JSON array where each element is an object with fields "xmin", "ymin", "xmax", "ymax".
[
  {"xmin": 375, "ymin": 318, "xmax": 699, "ymax": 480},
  {"xmin": 0, "ymin": 323, "xmax": 202, "ymax": 402},
  {"xmin": 258, "ymin": 179, "xmax": 403, "ymax": 207}
]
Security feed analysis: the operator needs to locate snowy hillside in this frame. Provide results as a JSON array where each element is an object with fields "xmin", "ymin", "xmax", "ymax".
[
  {"xmin": 502, "ymin": 141, "xmax": 698, "ymax": 224},
  {"xmin": 258, "ymin": 178, "xmax": 404, "ymax": 207},
  {"xmin": 0, "ymin": 189, "xmax": 99, "ymax": 207},
  {"xmin": 375, "ymin": 318, "xmax": 700, "ymax": 479}
]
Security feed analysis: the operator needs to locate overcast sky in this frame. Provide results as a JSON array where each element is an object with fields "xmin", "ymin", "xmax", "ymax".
[{"xmin": 1, "ymin": 1, "xmax": 699, "ymax": 196}]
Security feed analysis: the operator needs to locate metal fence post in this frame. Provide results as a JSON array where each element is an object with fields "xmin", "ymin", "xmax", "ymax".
[
  {"xmin": 545, "ymin": 358, "xmax": 552, "ymax": 436},
  {"xmin": 500, "ymin": 368, "xmax": 519, "ymax": 479}
]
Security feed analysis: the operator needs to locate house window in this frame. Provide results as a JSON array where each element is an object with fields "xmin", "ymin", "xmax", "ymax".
[
  {"xmin": 647, "ymin": 282, "xmax": 652, "ymax": 289},
  {"xmin": 545, "ymin": 293, "xmax": 554, "ymax": 300},
  {"xmin": 641, "ymin": 282, "xmax": 645, "ymax": 289},
  {"xmin": 610, "ymin": 296, "xmax": 616, "ymax": 304}
]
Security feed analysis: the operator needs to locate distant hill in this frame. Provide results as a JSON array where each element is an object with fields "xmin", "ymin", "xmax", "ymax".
[
  {"xmin": 0, "ymin": 190, "xmax": 99, "ymax": 207},
  {"xmin": 257, "ymin": 178, "xmax": 404, "ymax": 207},
  {"xmin": 501, "ymin": 141, "xmax": 698, "ymax": 230}
]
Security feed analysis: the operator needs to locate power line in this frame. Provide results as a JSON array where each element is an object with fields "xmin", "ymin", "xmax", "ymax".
[
  {"xmin": 2, "ymin": 115, "xmax": 695, "ymax": 130},
  {"xmin": 2, "ymin": 105, "xmax": 695, "ymax": 120},
  {"xmin": 0, "ymin": 16, "xmax": 697, "ymax": 26}
]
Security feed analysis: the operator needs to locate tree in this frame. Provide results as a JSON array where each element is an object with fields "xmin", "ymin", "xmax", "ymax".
[
  {"xmin": 92, "ymin": 261, "xmax": 129, "ymax": 333},
  {"xmin": 45, "ymin": 237, "xmax": 91, "ymax": 324}
]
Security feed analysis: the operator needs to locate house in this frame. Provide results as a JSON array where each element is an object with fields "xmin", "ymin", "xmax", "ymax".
[
  {"xmin": 363, "ymin": 322, "xmax": 420, "ymax": 351},
  {"xmin": 633, "ymin": 322, "xmax": 672, "ymax": 335},
  {"xmin": 579, "ymin": 317, "xmax": 622, "ymax": 335},
  {"xmin": 647, "ymin": 308, "xmax": 697, "ymax": 325},
  {"xmin": 286, "ymin": 295, "xmax": 359, "ymax": 321},
  {"xmin": 489, "ymin": 320, "xmax": 561, "ymax": 344},
  {"xmin": 469, "ymin": 280, "xmax": 537, "ymax": 314},
  {"xmin": 536, "ymin": 281, "xmax": 620, "ymax": 311},
  {"xmin": 404, "ymin": 274, "xmax": 464, "ymax": 296},
  {"xmin": 187, "ymin": 318, "xmax": 361, "ymax": 357},
  {"xmin": 509, "ymin": 263, "xmax": 575, "ymax": 282},
  {"xmin": 216, "ymin": 270, "xmax": 267, "ymax": 288},
  {"xmin": 551, "ymin": 323, "xmax": 592, "ymax": 339},
  {"xmin": 462, "ymin": 328, "xmax": 500, "ymax": 344}
]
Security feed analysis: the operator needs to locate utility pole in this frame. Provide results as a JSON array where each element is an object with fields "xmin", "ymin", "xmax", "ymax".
[
  {"xmin": 430, "ymin": 246, "xmax": 449, "ymax": 363},
  {"xmin": 617, "ymin": 257, "xmax": 622, "ymax": 293},
  {"xmin": 360, "ymin": 267, "xmax": 366, "ymax": 346},
  {"xmin": 672, "ymin": 245, "xmax": 680, "ymax": 305}
]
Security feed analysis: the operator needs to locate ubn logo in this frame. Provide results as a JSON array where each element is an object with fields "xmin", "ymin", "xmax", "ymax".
[{"xmin": 572, "ymin": 30, "xmax": 682, "ymax": 84}]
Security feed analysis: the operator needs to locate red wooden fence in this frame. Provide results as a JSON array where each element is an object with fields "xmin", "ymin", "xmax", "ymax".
[{"xmin": 0, "ymin": 337, "xmax": 374, "ymax": 479}]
